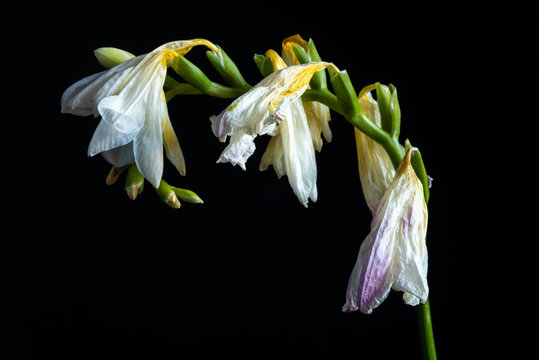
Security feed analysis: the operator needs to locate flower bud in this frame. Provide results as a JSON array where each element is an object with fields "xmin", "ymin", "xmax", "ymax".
[
  {"xmin": 94, "ymin": 47, "xmax": 135, "ymax": 69},
  {"xmin": 171, "ymin": 187, "xmax": 204, "ymax": 204},
  {"xmin": 375, "ymin": 83, "xmax": 401, "ymax": 138},
  {"xmin": 105, "ymin": 165, "xmax": 128, "ymax": 185},
  {"xmin": 156, "ymin": 180, "xmax": 181, "ymax": 209},
  {"xmin": 206, "ymin": 46, "xmax": 250, "ymax": 90},
  {"xmin": 124, "ymin": 164, "xmax": 144, "ymax": 200},
  {"xmin": 253, "ymin": 54, "xmax": 276, "ymax": 77}
]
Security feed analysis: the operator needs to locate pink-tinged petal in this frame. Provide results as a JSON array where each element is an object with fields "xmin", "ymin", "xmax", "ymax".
[
  {"xmin": 343, "ymin": 215, "xmax": 396, "ymax": 314},
  {"xmin": 210, "ymin": 109, "xmax": 229, "ymax": 142}
]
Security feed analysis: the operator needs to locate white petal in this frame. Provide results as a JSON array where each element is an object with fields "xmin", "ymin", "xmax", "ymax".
[
  {"xmin": 87, "ymin": 95, "xmax": 144, "ymax": 156},
  {"xmin": 275, "ymin": 97, "xmax": 318, "ymax": 207},
  {"xmin": 61, "ymin": 70, "xmax": 108, "ymax": 116},
  {"xmin": 217, "ymin": 131, "xmax": 256, "ymax": 170},
  {"xmin": 101, "ymin": 143, "xmax": 135, "ymax": 167},
  {"xmin": 356, "ymin": 90, "xmax": 395, "ymax": 213},
  {"xmin": 61, "ymin": 56, "xmax": 143, "ymax": 116},
  {"xmin": 133, "ymin": 96, "xmax": 167, "ymax": 188}
]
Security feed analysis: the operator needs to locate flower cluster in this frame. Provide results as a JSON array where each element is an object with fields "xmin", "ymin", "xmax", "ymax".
[{"xmin": 60, "ymin": 35, "xmax": 431, "ymax": 315}]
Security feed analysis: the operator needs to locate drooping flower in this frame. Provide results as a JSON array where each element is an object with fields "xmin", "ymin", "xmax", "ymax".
[
  {"xmin": 282, "ymin": 34, "xmax": 332, "ymax": 151},
  {"xmin": 210, "ymin": 53, "xmax": 336, "ymax": 207},
  {"xmin": 355, "ymin": 84, "xmax": 396, "ymax": 213},
  {"xmin": 343, "ymin": 147, "xmax": 429, "ymax": 314},
  {"xmin": 61, "ymin": 39, "xmax": 219, "ymax": 188}
]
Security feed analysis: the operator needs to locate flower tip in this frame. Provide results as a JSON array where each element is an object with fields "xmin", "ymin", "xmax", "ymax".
[
  {"xmin": 341, "ymin": 305, "xmax": 358, "ymax": 313},
  {"xmin": 106, "ymin": 166, "xmax": 127, "ymax": 185},
  {"xmin": 126, "ymin": 184, "xmax": 142, "ymax": 200},
  {"xmin": 167, "ymin": 193, "xmax": 181, "ymax": 209}
]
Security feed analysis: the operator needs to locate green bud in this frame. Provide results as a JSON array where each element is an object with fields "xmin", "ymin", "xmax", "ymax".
[
  {"xmin": 94, "ymin": 47, "xmax": 135, "ymax": 69},
  {"xmin": 156, "ymin": 180, "xmax": 181, "ymax": 209},
  {"xmin": 330, "ymin": 70, "xmax": 361, "ymax": 120},
  {"xmin": 171, "ymin": 186, "xmax": 204, "ymax": 204},
  {"xmin": 290, "ymin": 43, "xmax": 325, "ymax": 91},
  {"xmin": 291, "ymin": 44, "xmax": 310, "ymax": 64},
  {"xmin": 307, "ymin": 39, "xmax": 327, "ymax": 90},
  {"xmin": 405, "ymin": 139, "xmax": 430, "ymax": 203},
  {"xmin": 376, "ymin": 83, "xmax": 401, "ymax": 139},
  {"xmin": 124, "ymin": 164, "xmax": 144, "ymax": 200},
  {"xmin": 206, "ymin": 46, "xmax": 250, "ymax": 90},
  {"xmin": 253, "ymin": 54, "xmax": 274, "ymax": 77}
]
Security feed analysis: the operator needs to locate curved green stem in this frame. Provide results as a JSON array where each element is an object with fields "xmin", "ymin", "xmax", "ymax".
[{"xmin": 301, "ymin": 89, "xmax": 342, "ymax": 115}]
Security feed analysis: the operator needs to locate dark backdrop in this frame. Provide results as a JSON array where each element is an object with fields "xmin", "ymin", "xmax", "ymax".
[{"xmin": 7, "ymin": 3, "xmax": 535, "ymax": 359}]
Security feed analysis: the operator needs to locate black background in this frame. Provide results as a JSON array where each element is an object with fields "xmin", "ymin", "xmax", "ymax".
[{"xmin": 6, "ymin": 3, "xmax": 536, "ymax": 359}]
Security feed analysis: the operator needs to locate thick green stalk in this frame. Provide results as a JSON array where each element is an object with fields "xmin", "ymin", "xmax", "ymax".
[{"xmin": 418, "ymin": 298, "xmax": 436, "ymax": 360}]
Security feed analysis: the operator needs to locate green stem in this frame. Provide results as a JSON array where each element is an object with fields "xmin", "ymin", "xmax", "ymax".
[
  {"xmin": 301, "ymin": 89, "xmax": 342, "ymax": 115},
  {"xmin": 418, "ymin": 298, "xmax": 436, "ymax": 360}
]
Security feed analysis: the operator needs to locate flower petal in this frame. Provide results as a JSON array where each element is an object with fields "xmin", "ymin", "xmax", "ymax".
[
  {"xmin": 216, "ymin": 131, "xmax": 256, "ymax": 170},
  {"xmin": 303, "ymin": 101, "xmax": 332, "ymax": 152},
  {"xmin": 88, "ymin": 95, "xmax": 144, "ymax": 157},
  {"xmin": 276, "ymin": 97, "xmax": 318, "ymax": 207},
  {"xmin": 390, "ymin": 150, "xmax": 429, "ymax": 305},
  {"xmin": 355, "ymin": 86, "xmax": 395, "ymax": 213},
  {"xmin": 163, "ymin": 109, "xmax": 186, "ymax": 176},
  {"xmin": 61, "ymin": 56, "xmax": 143, "ymax": 117},
  {"xmin": 101, "ymin": 143, "xmax": 135, "ymax": 168},
  {"xmin": 342, "ymin": 214, "xmax": 396, "ymax": 314}
]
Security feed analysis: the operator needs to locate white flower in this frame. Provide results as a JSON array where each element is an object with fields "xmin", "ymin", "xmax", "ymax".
[
  {"xmin": 343, "ymin": 147, "xmax": 429, "ymax": 314},
  {"xmin": 61, "ymin": 39, "xmax": 219, "ymax": 188},
  {"xmin": 210, "ymin": 52, "xmax": 335, "ymax": 207},
  {"xmin": 282, "ymin": 34, "xmax": 332, "ymax": 152}
]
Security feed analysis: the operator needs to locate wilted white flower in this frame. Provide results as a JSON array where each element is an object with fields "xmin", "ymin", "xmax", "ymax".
[
  {"xmin": 210, "ymin": 54, "xmax": 336, "ymax": 207},
  {"xmin": 281, "ymin": 34, "xmax": 332, "ymax": 152},
  {"xmin": 343, "ymin": 147, "xmax": 429, "ymax": 314}
]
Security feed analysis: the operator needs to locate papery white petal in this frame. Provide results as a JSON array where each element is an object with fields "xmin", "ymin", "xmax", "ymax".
[
  {"xmin": 277, "ymin": 97, "xmax": 318, "ymax": 207},
  {"xmin": 216, "ymin": 131, "xmax": 256, "ymax": 170},
  {"xmin": 391, "ymin": 174, "xmax": 429, "ymax": 304},
  {"xmin": 356, "ymin": 89, "xmax": 395, "ymax": 213},
  {"xmin": 303, "ymin": 101, "xmax": 332, "ymax": 152}
]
